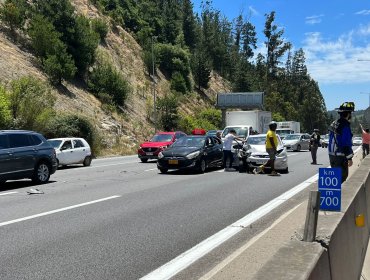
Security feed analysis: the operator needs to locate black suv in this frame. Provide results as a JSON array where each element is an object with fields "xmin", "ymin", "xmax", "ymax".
[{"xmin": 0, "ymin": 130, "xmax": 58, "ymax": 185}]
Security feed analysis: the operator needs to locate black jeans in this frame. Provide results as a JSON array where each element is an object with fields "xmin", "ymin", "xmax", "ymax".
[
  {"xmin": 223, "ymin": 150, "xmax": 233, "ymax": 168},
  {"xmin": 329, "ymin": 155, "xmax": 348, "ymax": 183},
  {"xmin": 310, "ymin": 145, "xmax": 318, "ymax": 163},
  {"xmin": 362, "ymin": 143, "xmax": 369, "ymax": 158}
]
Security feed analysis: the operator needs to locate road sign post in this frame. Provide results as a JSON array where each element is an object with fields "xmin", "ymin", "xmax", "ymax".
[{"xmin": 318, "ymin": 168, "xmax": 342, "ymax": 211}]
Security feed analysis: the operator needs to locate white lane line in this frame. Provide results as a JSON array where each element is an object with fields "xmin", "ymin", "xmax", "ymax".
[
  {"xmin": 0, "ymin": 191, "xmax": 18, "ymax": 196},
  {"xmin": 199, "ymin": 203, "xmax": 303, "ymax": 280},
  {"xmin": 145, "ymin": 168, "xmax": 158, "ymax": 172},
  {"xmin": 140, "ymin": 173, "xmax": 319, "ymax": 280},
  {"xmin": 288, "ymin": 153, "xmax": 298, "ymax": 157},
  {"xmin": 0, "ymin": 195, "xmax": 120, "ymax": 227}
]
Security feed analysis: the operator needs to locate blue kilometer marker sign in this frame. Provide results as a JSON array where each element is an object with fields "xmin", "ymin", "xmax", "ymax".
[{"xmin": 318, "ymin": 168, "xmax": 342, "ymax": 211}]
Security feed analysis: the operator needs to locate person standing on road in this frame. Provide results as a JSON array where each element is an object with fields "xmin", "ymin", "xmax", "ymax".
[
  {"xmin": 360, "ymin": 124, "xmax": 370, "ymax": 158},
  {"xmin": 328, "ymin": 102, "xmax": 355, "ymax": 183},
  {"xmin": 309, "ymin": 129, "xmax": 321, "ymax": 164},
  {"xmin": 223, "ymin": 129, "xmax": 243, "ymax": 171},
  {"xmin": 254, "ymin": 121, "xmax": 280, "ymax": 176}
]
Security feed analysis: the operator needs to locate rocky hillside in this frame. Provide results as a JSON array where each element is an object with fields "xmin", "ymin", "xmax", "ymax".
[{"xmin": 0, "ymin": 0, "xmax": 230, "ymax": 155}]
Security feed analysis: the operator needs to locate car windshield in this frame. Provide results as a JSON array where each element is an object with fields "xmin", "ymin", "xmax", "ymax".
[
  {"xmin": 222, "ymin": 127, "xmax": 249, "ymax": 138},
  {"xmin": 47, "ymin": 140, "xmax": 62, "ymax": 148},
  {"xmin": 171, "ymin": 136, "xmax": 205, "ymax": 147},
  {"xmin": 284, "ymin": 134, "xmax": 301, "ymax": 140},
  {"xmin": 150, "ymin": 134, "xmax": 173, "ymax": 142},
  {"xmin": 247, "ymin": 136, "xmax": 266, "ymax": 145}
]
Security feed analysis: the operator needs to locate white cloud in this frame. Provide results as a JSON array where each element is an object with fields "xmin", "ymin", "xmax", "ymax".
[
  {"xmin": 305, "ymin": 14, "xmax": 324, "ymax": 25},
  {"xmin": 303, "ymin": 30, "xmax": 370, "ymax": 84},
  {"xmin": 355, "ymin": 10, "xmax": 370, "ymax": 15},
  {"xmin": 358, "ymin": 23, "xmax": 370, "ymax": 36}
]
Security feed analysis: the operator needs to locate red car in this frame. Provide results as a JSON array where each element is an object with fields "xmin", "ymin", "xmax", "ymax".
[{"xmin": 138, "ymin": 131, "xmax": 187, "ymax": 162}]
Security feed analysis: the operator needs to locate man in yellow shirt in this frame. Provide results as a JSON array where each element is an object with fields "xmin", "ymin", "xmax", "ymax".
[{"xmin": 254, "ymin": 121, "xmax": 281, "ymax": 176}]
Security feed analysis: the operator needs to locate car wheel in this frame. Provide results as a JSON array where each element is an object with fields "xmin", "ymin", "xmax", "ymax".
[
  {"xmin": 83, "ymin": 156, "xmax": 92, "ymax": 166},
  {"xmin": 296, "ymin": 145, "xmax": 301, "ymax": 152},
  {"xmin": 32, "ymin": 162, "xmax": 51, "ymax": 184},
  {"xmin": 140, "ymin": 158, "xmax": 148, "ymax": 163},
  {"xmin": 159, "ymin": 168, "xmax": 168, "ymax": 174},
  {"xmin": 198, "ymin": 159, "xmax": 206, "ymax": 173},
  {"xmin": 281, "ymin": 167, "xmax": 289, "ymax": 174}
]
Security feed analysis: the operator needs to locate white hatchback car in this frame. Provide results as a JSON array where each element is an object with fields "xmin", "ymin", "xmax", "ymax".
[
  {"xmin": 47, "ymin": 138, "xmax": 92, "ymax": 167},
  {"xmin": 246, "ymin": 134, "xmax": 288, "ymax": 173}
]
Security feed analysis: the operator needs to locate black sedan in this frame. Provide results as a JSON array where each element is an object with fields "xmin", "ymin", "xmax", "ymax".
[{"xmin": 157, "ymin": 135, "xmax": 223, "ymax": 173}]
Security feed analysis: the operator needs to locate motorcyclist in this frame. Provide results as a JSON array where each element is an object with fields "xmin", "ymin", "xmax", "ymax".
[{"xmin": 328, "ymin": 102, "xmax": 355, "ymax": 183}]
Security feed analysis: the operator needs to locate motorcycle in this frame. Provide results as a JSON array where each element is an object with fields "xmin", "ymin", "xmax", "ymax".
[{"xmin": 233, "ymin": 140, "xmax": 252, "ymax": 173}]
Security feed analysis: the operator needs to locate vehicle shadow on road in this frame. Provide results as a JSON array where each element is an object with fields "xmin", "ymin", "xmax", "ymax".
[{"xmin": 0, "ymin": 180, "xmax": 56, "ymax": 192}]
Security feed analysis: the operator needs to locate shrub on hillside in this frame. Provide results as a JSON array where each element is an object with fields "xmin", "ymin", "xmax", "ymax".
[
  {"xmin": 0, "ymin": 87, "xmax": 12, "ymax": 129},
  {"xmin": 43, "ymin": 114, "xmax": 100, "ymax": 155},
  {"xmin": 0, "ymin": 1, "xmax": 26, "ymax": 32},
  {"xmin": 170, "ymin": 72, "xmax": 187, "ymax": 94},
  {"xmin": 88, "ymin": 60, "xmax": 131, "ymax": 107},
  {"xmin": 157, "ymin": 94, "xmax": 179, "ymax": 131},
  {"xmin": 9, "ymin": 76, "xmax": 55, "ymax": 131},
  {"xmin": 91, "ymin": 18, "xmax": 109, "ymax": 42}
]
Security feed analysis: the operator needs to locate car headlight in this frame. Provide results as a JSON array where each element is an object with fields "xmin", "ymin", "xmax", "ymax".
[
  {"xmin": 158, "ymin": 152, "xmax": 164, "ymax": 159},
  {"xmin": 186, "ymin": 151, "xmax": 200, "ymax": 159}
]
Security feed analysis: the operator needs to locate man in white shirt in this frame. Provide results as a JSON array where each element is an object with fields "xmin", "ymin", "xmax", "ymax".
[{"xmin": 223, "ymin": 129, "xmax": 243, "ymax": 170}]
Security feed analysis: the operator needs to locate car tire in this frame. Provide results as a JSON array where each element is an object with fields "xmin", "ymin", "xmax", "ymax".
[
  {"xmin": 83, "ymin": 156, "xmax": 92, "ymax": 166},
  {"xmin": 159, "ymin": 168, "xmax": 168, "ymax": 174},
  {"xmin": 140, "ymin": 158, "xmax": 148, "ymax": 163},
  {"xmin": 198, "ymin": 159, "xmax": 206, "ymax": 173},
  {"xmin": 296, "ymin": 145, "xmax": 301, "ymax": 152},
  {"xmin": 281, "ymin": 167, "xmax": 289, "ymax": 174},
  {"xmin": 32, "ymin": 162, "xmax": 51, "ymax": 184}
]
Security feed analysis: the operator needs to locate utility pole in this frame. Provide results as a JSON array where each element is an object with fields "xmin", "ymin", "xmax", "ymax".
[{"xmin": 151, "ymin": 36, "xmax": 157, "ymax": 133}]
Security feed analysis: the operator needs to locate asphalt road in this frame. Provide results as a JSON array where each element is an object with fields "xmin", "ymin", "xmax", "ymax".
[{"xmin": 0, "ymin": 148, "xmax": 330, "ymax": 280}]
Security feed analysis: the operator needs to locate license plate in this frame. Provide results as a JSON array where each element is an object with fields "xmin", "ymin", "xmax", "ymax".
[
  {"xmin": 168, "ymin": 159, "xmax": 178, "ymax": 165},
  {"xmin": 255, "ymin": 160, "xmax": 265, "ymax": 165},
  {"xmin": 146, "ymin": 152, "xmax": 153, "ymax": 156}
]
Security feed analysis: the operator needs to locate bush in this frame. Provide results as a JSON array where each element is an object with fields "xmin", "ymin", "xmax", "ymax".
[
  {"xmin": 157, "ymin": 94, "xmax": 179, "ymax": 131},
  {"xmin": 9, "ymin": 76, "xmax": 55, "ymax": 131},
  {"xmin": 88, "ymin": 59, "xmax": 131, "ymax": 106},
  {"xmin": 170, "ymin": 72, "xmax": 187, "ymax": 94},
  {"xmin": 91, "ymin": 18, "xmax": 109, "ymax": 42},
  {"xmin": 44, "ymin": 114, "xmax": 99, "ymax": 154},
  {"xmin": 0, "ymin": 87, "xmax": 12, "ymax": 129}
]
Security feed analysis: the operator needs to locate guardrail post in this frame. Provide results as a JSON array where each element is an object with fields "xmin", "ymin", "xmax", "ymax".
[{"xmin": 303, "ymin": 190, "xmax": 321, "ymax": 242}]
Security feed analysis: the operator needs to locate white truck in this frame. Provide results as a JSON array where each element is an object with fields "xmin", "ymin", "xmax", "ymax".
[
  {"xmin": 276, "ymin": 121, "xmax": 301, "ymax": 137},
  {"xmin": 222, "ymin": 110, "xmax": 272, "ymax": 138}
]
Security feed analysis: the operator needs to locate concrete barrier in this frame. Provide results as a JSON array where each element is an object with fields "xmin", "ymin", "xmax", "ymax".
[{"xmin": 254, "ymin": 157, "xmax": 370, "ymax": 280}]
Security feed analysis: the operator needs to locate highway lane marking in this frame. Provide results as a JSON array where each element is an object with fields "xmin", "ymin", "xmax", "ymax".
[
  {"xmin": 140, "ymin": 173, "xmax": 319, "ymax": 280},
  {"xmin": 0, "ymin": 191, "xmax": 18, "ymax": 196},
  {"xmin": 0, "ymin": 195, "xmax": 120, "ymax": 227},
  {"xmin": 199, "ymin": 203, "xmax": 303, "ymax": 280},
  {"xmin": 144, "ymin": 168, "xmax": 158, "ymax": 172}
]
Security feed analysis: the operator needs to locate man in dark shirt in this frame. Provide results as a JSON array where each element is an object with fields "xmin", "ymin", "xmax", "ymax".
[{"xmin": 310, "ymin": 129, "xmax": 320, "ymax": 164}]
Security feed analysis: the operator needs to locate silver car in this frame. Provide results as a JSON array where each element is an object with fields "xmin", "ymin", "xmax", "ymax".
[
  {"xmin": 246, "ymin": 134, "xmax": 288, "ymax": 173},
  {"xmin": 282, "ymin": 133, "xmax": 311, "ymax": 151}
]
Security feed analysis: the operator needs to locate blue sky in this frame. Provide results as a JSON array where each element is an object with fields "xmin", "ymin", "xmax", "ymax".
[{"xmin": 192, "ymin": 0, "xmax": 370, "ymax": 111}]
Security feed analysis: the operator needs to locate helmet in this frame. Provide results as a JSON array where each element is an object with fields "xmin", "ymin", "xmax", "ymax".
[
  {"xmin": 336, "ymin": 102, "xmax": 355, "ymax": 112},
  {"xmin": 269, "ymin": 121, "xmax": 277, "ymax": 129}
]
